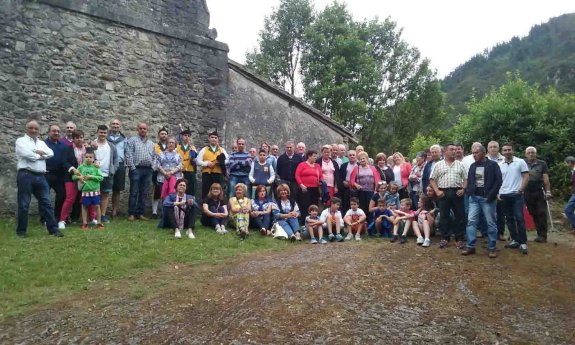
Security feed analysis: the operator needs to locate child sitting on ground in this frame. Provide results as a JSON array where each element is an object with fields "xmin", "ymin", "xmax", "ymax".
[
  {"xmin": 344, "ymin": 197, "xmax": 367, "ymax": 241},
  {"xmin": 391, "ymin": 198, "xmax": 415, "ymax": 243},
  {"xmin": 320, "ymin": 197, "xmax": 344, "ymax": 242},
  {"xmin": 373, "ymin": 199, "xmax": 394, "ymax": 237},
  {"xmin": 72, "ymin": 148, "xmax": 104, "ymax": 230},
  {"xmin": 411, "ymin": 196, "xmax": 435, "ymax": 247},
  {"xmin": 305, "ymin": 204, "xmax": 325, "ymax": 244},
  {"xmin": 384, "ymin": 182, "xmax": 401, "ymax": 210}
]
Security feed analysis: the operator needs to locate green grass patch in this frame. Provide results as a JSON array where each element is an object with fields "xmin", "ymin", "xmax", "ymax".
[{"xmin": 0, "ymin": 218, "xmax": 291, "ymax": 319}]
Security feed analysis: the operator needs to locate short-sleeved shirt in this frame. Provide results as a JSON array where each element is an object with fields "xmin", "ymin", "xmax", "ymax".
[
  {"xmin": 525, "ymin": 159, "xmax": 548, "ymax": 192},
  {"xmin": 203, "ymin": 197, "xmax": 225, "ymax": 211},
  {"xmin": 499, "ymin": 157, "xmax": 529, "ymax": 195},
  {"xmin": 373, "ymin": 208, "xmax": 393, "ymax": 229},
  {"xmin": 305, "ymin": 215, "xmax": 321, "ymax": 228},
  {"xmin": 319, "ymin": 208, "xmax": 344, "ymax": 226},
  {"xmin": 345, "ymin": 208, "xmax": 366, "ymax": 219},
  {"xmin": 430, "ymin": 160, "xmax": 467, "ymax": 188}
]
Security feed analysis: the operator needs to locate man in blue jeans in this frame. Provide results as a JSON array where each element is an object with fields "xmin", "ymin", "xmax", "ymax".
[
  {"xmin": 124, "ymin": 122, "xmax": 155, "ymax": 221},
  {"xmin": 15, "ymin": 120, "xmax": 63, "ymax": 237},
  {"xmin": 499, "ymin": 143, "xmax": 529, "ymax": 254},
  {"xmin": 564, "ymin": 156, "xmax": 575, "ymax": 235},
  {"xmin": 227, "ymin": 137, "xmax": 252, "ymax": 198},
  {"xmin": 461, "ymin": 144, "xmax": 502, "ymax": 257}
]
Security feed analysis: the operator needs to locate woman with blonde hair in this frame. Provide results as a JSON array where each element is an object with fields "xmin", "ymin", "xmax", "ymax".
[
  {"xmin": 273, "ymin": 183, "xmax": 301, "ymax": 240},
  {"xmin": 349, "ymin": 151, "xmax": 381, "ymax": 224},
  {"xmin": 229, "ymin": 183, "xmax": 252, "ymax": 238},
  {"xmin": 201, "ymin": 183, "xmax": 228, "ymax": 234},
  {"xmin": 392, "ymin": 152, "xmax": 412, "ymax": 200}
]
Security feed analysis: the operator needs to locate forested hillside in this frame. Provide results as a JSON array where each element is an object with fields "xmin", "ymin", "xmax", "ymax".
[{"xmin": 442, "ymin": 13, "xmax": 575, "ymax": 115}]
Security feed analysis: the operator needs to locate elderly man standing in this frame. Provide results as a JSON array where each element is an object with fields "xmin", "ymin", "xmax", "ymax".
[
  {"xmin": 16, "ymin": 121, "xmax": 63, "ymax": 237},
  {"xmin": 197, "ymin": 130, "xmax": 229, "ymax": 197},
  {"xmin": 339, "ymin": 150, "xmax": 358, "ymax": 214},
  {"xmin": 461, "ymin": 144, "xmax": 502, "ymax": 257},
  {"xmin": 430, "ymin": 143, "xmax": 468, "ymax": 249},
  {"xmin": 524, "ymin": 146, "xmax": 551, "ymax": 243},
  {"xmin": 487, "ymin": 141, "xmax": 506, "ymax": 241},
  {"xmin": 44, "ymin": 124, "xmax": 67, "ymax": 225},
  {"xmin": 108, "ymin": 119, "xmax": 127, "ymax": 219},
  {"xmin": 125, "ymin": 122, "xmax": 155, "ymax": 221},
  {"xmin": 276, "ymin": 140, "xmax": 303, "ymax": 201},
  {"xmin": 499, "ymin": 143, "xmax": 530, "ymax": 254},
  {"xmin": 296, "ymin": 142, "xmax": 306, "ymax": 160},
  {"xmin": 421, "ymin": 144, "xmax": 442, "ymax": 192}
]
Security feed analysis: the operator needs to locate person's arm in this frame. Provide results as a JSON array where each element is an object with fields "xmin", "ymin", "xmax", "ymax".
[
  {"xmin": 173, "ymin": 155, "xmax": 182, "ymax": 174},
  {"xmin": 349, "ymin": 167, "xmax": 358, "ymax": 189},
  {"xmin": 358, "ymin": 210, "xmax": 367, "ymax": 223},
  {"xmin": 249, "ymin": 161, "xmax": 256, "ymax": 184},
  {"xmin": 38, "ymin": 141, "xmax": 54, "ymax": 160},
  {"xmin": 368, "ymin": 199, "xmax": 377, "ymax": 213},
  {"xmin": 543, "ymin": 173, "xmax": 551, "ymax": 198},
  {"xmin": 430, "ymin": 178, "xmax": 443, "ymax": 198},
  {"xmin": 268, "ymin": 164, "xmax": 276, "ymax": 184},
  {"xmin": 16, "ymin": 138, "xmax": 43, "ymax": 161},
  {"xmin": 295, "ymin": 163, "xmax": 306, "ymax": 190},
  {"xmin": 221, "ymin": 205, "xmax": 229, "ymax": 217},
  {"xmin": 196, "ymin": 147, "xmax": 209, "ymax": 167},
  {"xmin": 124, "ymin": 138, "xmax": 135, "ymax": 170}
]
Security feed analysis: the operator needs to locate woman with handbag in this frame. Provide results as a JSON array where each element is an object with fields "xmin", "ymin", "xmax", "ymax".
[{"xmin": 295, "ymin": 150, "xmax": 323, "ymax": 221}]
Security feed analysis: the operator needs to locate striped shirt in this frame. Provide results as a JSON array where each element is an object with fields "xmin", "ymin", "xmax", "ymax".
[
  {"xmin": 125, "ymin": 136, "xmax": 155, "ymax": 170},
  {"xmin": 430, "ymin": 159, "xmax": 467, "ymax": 188}
]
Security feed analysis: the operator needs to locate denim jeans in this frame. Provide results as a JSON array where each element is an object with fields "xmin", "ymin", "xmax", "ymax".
[
  {"xmin": 17, "ymin": 170, "xmax": 58, "ymax": 235},
  {"xmin": 277, "ymin": 217, "xmax": 300, "ymax": 237},
  {"xmin": 253, "ymin": 214, "xmax": 271, "ymax": 229},
  {"xmin": 465, "ymin": 195, "xmax": 487, "ymax": 236},
  {"xmin": 565, "ymin": 194, "xmax": 575, "ymax": 229},
  {"xmin": 229, "ymin": 175, "xmax": 250, "ymax": 198},
  {"xmin": 500, "ymin": 193, "xmax": 527, "ymax": 244},
  {"xmin": 128, "ymin": 167, "xmax": 153, "ymax": 216},
  {"xmin": 466, "ymin": 195, "xmax": 497, "ymax": 250}
]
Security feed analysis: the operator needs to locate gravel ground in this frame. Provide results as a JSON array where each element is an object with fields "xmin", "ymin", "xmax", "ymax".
[{"xmin": 1, "ymin": 235, "xmax": 574, "ymax": 345}]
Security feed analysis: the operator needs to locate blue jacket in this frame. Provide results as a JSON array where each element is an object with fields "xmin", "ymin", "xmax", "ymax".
[{"xmin": 466, "ymin": 158, "xmax": 502, "ymax": 202}]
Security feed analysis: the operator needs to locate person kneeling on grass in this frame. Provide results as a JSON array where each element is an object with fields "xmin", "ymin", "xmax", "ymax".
[
  {"xmin": 201, "ymin": 183, "xmax": 229, "ymax": 234},
  {"xmin": 391, "ymin": 198, "xmax": 415, "ymax": 243},
  {"xmin": 411, "ymin": 196, "xmax": 434, "ymax": 247},
  {"xmin": 274, "ymin": 183, "xmax": 302, "ymax": 241},
  {"xmin": 161, "ymin": 178, "xmax": 196, "ymax": 239},
  {"xmin": 73, "ymin": 148, "xmax": 104, "ymax": 230},
  {"xmin": 305, "ymin": 204, "xmax": 325, "ymax": 244},
  {"xmin": 344, "ymin": 197, "xmax": 367, "ymax": 241},
  {"xmin": 373, "ymin": 199, "xmax": 394, "ymax": 237},
  {"xmin": 320, "ymin": 197, "xmax": 344, "ymax": 242},
  {"xmin": 229, "ymin": 183, "xmax": 252, "ymax": 239}
]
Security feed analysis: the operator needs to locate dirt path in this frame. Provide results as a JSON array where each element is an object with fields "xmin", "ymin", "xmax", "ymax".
[{"xmin": 1, "ymin": 235, "xmax": 574, "ymax": 344}]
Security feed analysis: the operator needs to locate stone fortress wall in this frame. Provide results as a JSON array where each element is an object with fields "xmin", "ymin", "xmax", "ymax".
[{"xmin": 0, "ymin": 0, "xmax": 355, "ymax": 214}]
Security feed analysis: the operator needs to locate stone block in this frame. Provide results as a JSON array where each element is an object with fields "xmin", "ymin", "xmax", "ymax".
[{"xmin": 15, "ymin": 41, "xmax": 25, "ymax": 51}]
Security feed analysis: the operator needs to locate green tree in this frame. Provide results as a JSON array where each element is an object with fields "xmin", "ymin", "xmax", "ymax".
[
  {"xmin": 452, "ymin": 73, "xmax": 575, "ymax": 197},
  {"xmin": 245, "ymin": 0, "xmax": 313, "ymax": 95}
]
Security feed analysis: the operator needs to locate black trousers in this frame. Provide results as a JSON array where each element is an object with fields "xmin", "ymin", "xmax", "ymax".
[
  {"xmin": 524, "ymin": 190, "xmax": 548, "ymax": 238},
  {"xmin": 201, "ymin": 173, "xmax": 224, "ymax": 198},
  {"xmin": 438, "ymin": 188, "xmax": 466, "ymax": 241},
  {"xmin": 160, "ymin": 205, "xmax": 196, "ymax": 229},
  {"xmin": 42, "ymin": 172, "xmax": 66, "ymax": 222},
  {"xmin": 298, "ymin": 187, "xmax": 319, "ymax": 222}
]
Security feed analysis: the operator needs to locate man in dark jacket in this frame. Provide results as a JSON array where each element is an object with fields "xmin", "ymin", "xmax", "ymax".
[
  {"xmin": 461, "ymin": 144, "xmax": 502, "ymax": 257},
  {"xmin": 276, "ymin": 141, "xmax": 303, "ymax": 199}
]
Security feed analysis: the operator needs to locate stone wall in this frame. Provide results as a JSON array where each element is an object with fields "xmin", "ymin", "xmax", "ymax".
[
  {"xmin": 224, "ymin": 61, "xmax": 356, "ymax": 151},
  {"xmin": 0, "ymin": 0, "xmax": 229, "ymax": 214}
]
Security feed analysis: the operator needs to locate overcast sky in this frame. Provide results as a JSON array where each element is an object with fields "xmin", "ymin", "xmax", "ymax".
[{"xmin": 207, "ymin": 0, "xmax": 574, "ymax": 78}]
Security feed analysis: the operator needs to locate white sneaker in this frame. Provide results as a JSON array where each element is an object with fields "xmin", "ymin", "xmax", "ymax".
[
  {"xmin": 355, "ymin": 233, "xmax": 361, "ymax": 241},
  {"xmin": 175, "ymin": 229, "xmax": 182, "ymax": 239},
  {"xmin": 58, "ymin": 221, "xmax": 66, "ymax": 230},
  {"xmin": 422, "ymin": 238, "xmax": 431, "ymax": 247},
  {"xmin": 186, "ymin": 229, "xmax": 195, "ymax": 239},
  {"xmin": 91, "ymin": 219, "xmax": 98, "ymax": 225},
  {"xmin": 215, "ymin": 224, "xmax": 222, "ymax": 234},
  {"xmin": 345, "ymin": 233, "xmax": 353, "ymax": 241},
  {"xmin": 221, "ymin": 225, "xmax": 228, "ymax": 234},
  {"xmin": 416, "ymin": 236, "xmax": 424, "ymax": 245}
]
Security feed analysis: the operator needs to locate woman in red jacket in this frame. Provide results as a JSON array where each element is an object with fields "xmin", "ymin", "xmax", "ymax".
[
  {"xmin": 295, "ymin": 150, "xmax": 322, "ymax": 221},
  {"xmin": 392, "ymin": 152, "xmax": 412, "ymax": 200}
]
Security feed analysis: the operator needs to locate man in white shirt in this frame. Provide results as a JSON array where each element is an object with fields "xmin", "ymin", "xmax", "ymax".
[
  {"xmin": 499, "ymin": 143, "xmax": 529, "ymax": 254},
  {"xmin": 15, "ymin": 121, "xmax": 63, "ymax": 237}
]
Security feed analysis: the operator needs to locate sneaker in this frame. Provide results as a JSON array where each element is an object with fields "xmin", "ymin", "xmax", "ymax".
[
  {"xmin": 399, "ymin": 236, "xmax": 407, "ymax": 244},
  {"xmin": 215, "ymin": 224, "xmax": 221, "ymax": 233},
  {"xmin": 137, "ymin": 215, "xmax": 149, "ymax": 221},
  {"xmin": 91, "ymin": 219, "xmax": 98, "ymax": 225},
  {"xmin": 504, "ymin": 240, "xmax": 520, "ymax": 249},
  {"xmin": 101, "ymin": 215, "xmax": 108, "ymax": 223},
  {"xmin": 519, "ymin": 244, "xmax": 528, "ymax": 255},
  {"xmin": 533, "ymin": 236, "xmax": 547, "ymax": 243},
  {"xmin": 51, "ymin": 231, "xmax": 64, "ymax": 237},
  {"xmin": 422, "ymin": 238, "xmax": 431, "ymax": 247},
  {"xmin": 151, "ymin": 213, "xmax": 158, "ymax": 219},
  {"xmin": 319, "ymin": 237, "xmax": 328, "ymax": 244},
  {"xmin": 221, "ymin": 225, "xmax": 228, "ymax": 234},
  {"xmin": 390, "ymin": 235, "xmax": 398, "ymax": 243},
  {"xmin": 239, "ymin": 227, "xmax": 248, "ymax": 239},
  {"xmin": 461, "ymin": 247, "xmax": 476, "ymax": 256},
  {"xmin": 439, "ymin": 239, "xmax": 449, "ymax": 248},
  {"xmin": 58, "ymin": 221, "xmax": 66, "ymax": 230},
  {"xmin": 355, "ymin": 233, "xmax": 361, "ymax": 241},
  {"xmin": 455, "ymin": 241, "xmax": 466, "ymax": 250},
  {"xmin": 345, "ymin": 233, "xmax": 354, "ymax": 241},
  {"xmin": 416, "ymin": 236, "xmax": 424, "ymax": 245},
  {"xmin": 328, "ymin": 233, "xmax": 335, "ymax": 242},
  {"xmin": 290, "ymin": 235, "xmax": 296, "ymax": 241},
  {"xmin": 175, "ymin": 229, "xmax": 182, "ymax": 239},
  {"xmin": 128, "ymin": 215, "xmax": 136, "ymax": 221},
  {"xmin": 81, "ymin": 223, "xmax": 89, "ymax": 230},
  {"xmin": 335, "ymin": 234, "xmax": 343, "ymax": 242},
  {"xmin": 186, "ymin": 229, "xmax": 196, "ymax": 239},
  {"xmin": 97, "ymin": 223, "xmax": 105, "ymax": 230},
  {"xmin": 295, "ymin": 232, "xmax": 302, "ymax": 241},
  {"xmin": 310, "ymin": 237, "xmax": 318, "ymax": 244},
  {"xmin": 488, "ymin": 250, "xmax": 498, "ymax": 258}
]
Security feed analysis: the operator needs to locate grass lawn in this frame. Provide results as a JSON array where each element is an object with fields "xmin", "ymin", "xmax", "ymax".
[{"xmin": 0, "ymin": 218, "xmax": 291, "ymax": 320}]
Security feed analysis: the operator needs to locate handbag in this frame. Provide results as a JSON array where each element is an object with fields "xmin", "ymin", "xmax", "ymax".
[{"xmin": 271, "ymin": 222, "xmax": 288, "ymax": 239}]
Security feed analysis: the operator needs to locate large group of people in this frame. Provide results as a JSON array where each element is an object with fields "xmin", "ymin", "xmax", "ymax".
[{"xmin": 14, "ymin": 120, "xmax": 575, "ymax": 258}]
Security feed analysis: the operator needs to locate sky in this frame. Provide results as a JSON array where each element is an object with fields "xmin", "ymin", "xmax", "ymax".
[{"xmin": 207, "ymin": 0, "xmax": 574, "ymax": 78}]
